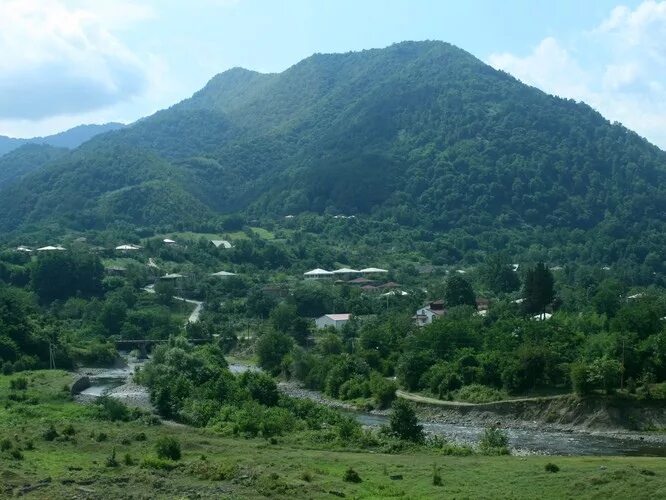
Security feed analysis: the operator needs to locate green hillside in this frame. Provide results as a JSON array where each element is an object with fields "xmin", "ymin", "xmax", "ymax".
[
  {"xmin": 0, "ymin": 144, "xmax": 67, "ymax": 189},
  {"xmin": 0, "ymin": 41, "xmax": 664, "ymax": 266}
]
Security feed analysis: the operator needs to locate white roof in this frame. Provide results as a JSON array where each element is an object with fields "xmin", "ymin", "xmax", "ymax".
[
  {"xmin": 211, "ymin": 270, "xmax": 237, "ymax": 277},
  {"xmin": 512, "ymin": 298, "xmax": 525, "ymax": 304},
  {"xmin": 360, "ymin": 267, "xmax": 388, "ymax": 273},
  {"xmin": 333, "ymin": 268, "xmax": 361, "ymax": 274},
  {"xmin": 115, "ymin": 244, "xmax": 141, "ymax": 250},
  {"xmin": 532, "ymin": 312, "xmax": 552, "ymax": 321},
  {"xmin": 161, "ymin": 273, "xmax": 185, "ymax": 279},
  {"xmin": 304, "ymin": 268, "xmax": 333, "ymax": 275},
  {"xmin": 16, "ymin": 246, "xmax": 33, "ymax": 252},
  {"xmin": 211, "ymin": 239, "xmax": 232, "ymax": 248},
  {"xmin": 381, "ymin": 290, "xmax": 409, "ymax": 296},
  {"xmin": 163, "ymin": 238, "xmax": 176, "ymax": 244},
  {"xmin": 321, "ymin": 313, "xmax": 351, "ymax": 321},
  {"xmin": 37, "ymin": 245, "xmax": 65, "ymax": 251},
  {"xmin": 627, "ymin": 293, "xmax": 644, "ymax": 299}
]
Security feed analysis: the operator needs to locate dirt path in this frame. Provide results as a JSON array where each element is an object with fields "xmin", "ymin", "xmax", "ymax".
[{"xmin": 396, "ymin": 390, "xmax": 567, "ymax": 407}]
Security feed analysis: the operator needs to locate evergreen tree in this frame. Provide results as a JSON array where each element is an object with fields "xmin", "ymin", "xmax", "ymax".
[
  {"xmin": 523, "ymin": 262, "xmax": 555, "ymax": 315},
  {"xmin": 444, "ymin": 275, "xmax": 476, "ymax": 308}
]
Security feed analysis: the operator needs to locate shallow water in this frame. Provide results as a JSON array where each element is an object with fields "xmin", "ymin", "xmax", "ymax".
[{"xmin": 351, "ymin": 412, "xmax": 666, "ymax": 457}]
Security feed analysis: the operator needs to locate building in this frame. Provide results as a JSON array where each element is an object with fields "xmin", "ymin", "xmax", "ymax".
[
  {"xmin": 163, "ymin": 238, "xmax": 176, "ymax": 245},
  {"xmin": 115, "ymin": 244, "xmax": 141, "ymax": 251},
  {"xmin": 37, "ymin": 245, "xmax": 66, "ymax": 252},
  {"xmin": 211, "ymin": 240, "xmax": 232, "ymax": 249},
  {"xmin": 304, "ymin": 268, "xmax": 334, "ymax": 280},
  {"xmin": 315, "ymin": 313, "xmax": 351, "ymax": 329},
  {"xmin": 210, "ymin": 270, "xmax": 237, "ymax": 278},
  {"xmin": 360, "ymin": 267, "xmax": 388, "ymax": 276},
  {"xmin": 332, "ymin": 268, "xmax": 362, "ymax": 280},
  {"xmin": 413, "ymin": 300, "xmax": 447, "ymax": 326}
]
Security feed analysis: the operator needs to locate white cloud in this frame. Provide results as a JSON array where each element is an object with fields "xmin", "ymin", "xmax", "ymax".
[
  {"xmin": 488, "ymin": 1, "xmax": 666, "ymax": 150},
  {"xmin": 0, "ymin": 0, "xmax": 154, "ymax": 121}
]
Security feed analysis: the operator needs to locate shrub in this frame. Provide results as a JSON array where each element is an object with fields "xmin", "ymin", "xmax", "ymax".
[
  {"xmin": 343, "ymin": 467, "xmax": 362, "ymax": 483},
  {"xmin": 389, "ymin": 399, "xmax": 424, "ymax": 443},
  {"xmin": 9, "ymin": 377, "xmax": 28, "ymax": 391},
  {"xmin": 123, "ymin": 453, "xmax": 135, "ymax": 466},
  {"xmin": 62, "ymin": 424, "xmax": 76, "ymax": 436},
  {"xmin": 96, "ymin": 396, "xmax": 130, "ymax": 422},
  {"xmin": 155, "ymin": 436, "xmax": 181, "ymax": 461},
  {"xmin": 135, "ymin": 432, "xmax": 147, "ymax": 441},
  {"xmin": 10, "ymin": 449, "xmax": 23, "ymax": 460},
  {"xmin": 570, "ymin": 361, "xmax": 591, "ymax": 396},
  {"xmin": 432, "ymin": 464, "xmax": 443, "ymax": 486},
  {"xmin": 105, "ymin": 448, "xmax": 119, "ymax": 467},
  {"xmin": 544, "ymin": 462, "xmax": 559, "ymax": 473},
  {"xmin": 2, "ymin": 361, "xmax": 14, "ymax": 375},
  {"xmin": 0, "ymin": 438, "xmax": 12, "ymax": 451},
  {"xmin": 42, "ymin": 424, "xmax": 58, "ymax": 441},
  {"xmin": 95, "ymin": 432, "xmax": 108, "ymax": 442},
  {"xmin": 301, "ymin": 470, "xmax": 313, "ymax": 482},
  {"xmin": 454, "ymin": 384, "xmax": 506, "ymax": 403},
  {"xmin": 479, "ymin": 426, "xmax": 510, "ymax": 455},
  {"xmin": 24, "ymin": 440, "xmax": 34, "ymax": 450}
]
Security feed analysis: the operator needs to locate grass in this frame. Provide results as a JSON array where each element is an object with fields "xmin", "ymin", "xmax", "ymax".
[{"xmin": 1, "ymin": 371, "xmax": 665, "ymax": 499}]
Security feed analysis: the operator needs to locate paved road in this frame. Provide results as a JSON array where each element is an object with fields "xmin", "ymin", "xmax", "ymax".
[{"xmin": 142, "ymin": 285, "xmax": 202, "ymax": 324}]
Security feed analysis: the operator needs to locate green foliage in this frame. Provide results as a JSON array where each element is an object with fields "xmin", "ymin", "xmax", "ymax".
[
  {"xmin": 155, "ymin": 436, "xmax": 181, "ymax": 461},
  {"xmin": 479, "ymin": 427, "xmax": 510, "ymax": 455},
  {"xmin": 523, "ymin": 262, "xmax": 555, "ymax": 315},
  {"xmin": 96, "ymin": 396, "xmax": 131, "ymax": 422},
  {"xmin": 31, "ymin": 251, "xmax": 104, "ymax": 303},
  {"xmin": 343, "ymin": 467, "xmax": 362, "ymax": 483},
  {"xmin": 445, "ymin": 275, "xmax": 476, "ymax": 308},
  {"xmin": 481, "ymin": 254, "xmax": 520, "ymax": 294},
  {"xmin": 389, "ymin": 399, "xmax": 424, "ymax": 443},
  {"xmin": 256, "ymin": 331, "xmax": 293, "ymax": 375},
  {"xmin": 545, "ymin": 463, "xmax": 560, "ymax": 473}
]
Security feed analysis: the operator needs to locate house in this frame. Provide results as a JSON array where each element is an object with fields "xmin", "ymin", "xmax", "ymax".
[
  {"xmin": 413, "ymin": 300, "xmax": 447, "ymax": 326},
  {"xmin": 211, "ymin": 240, "xmax": 232, "ymax": 249},
  {"xmin": 105, "ymin": 266, "xmax": 127, "ymax": 276},
  {"xmin": 315, "ymin": 313, "xmax": 351, "ymax": 330},
  {"xmin": 332, "ymin": 268, "xmax": 362, "ymax": 280},
  {"xmin": 360, "ymin": 267, "xmax": 388, "ymax": 276},
  {"xmin": 532, "ymin": 312, "xmax": 552, "ymax": 321},
  {"xmin": 115, "ymin": 244, "xmax": 141, "ymax": 251},
  {"xmin": 16, "ymin": 246, "xmax": 33, "ymax": 253},
  {"xmin": 304, "ymin": 268, "xmax": 334, "ymax": 280},
  {"xmin": 476, "ymin": 298, "xmax": 490, "ymax": 311},
  {"xmin": 378, "ymin": 281, "xmax": 399, "ymax": 289},
  {"xmin": 37, "ymin": 245, "xmax": 66, "ymax": 252},
  {"xmin": 210, "ymin": 270, "xmax": 237, "ymax": 278},
  {"xmin": 160, "ymin": 273, "xmax": 185, "ymax": 280},
  {"xmin": 163, "ymin": 238, "xmax": 176, "ymax": 245},
  {"xmin": 360, "ymin": 285, "xmax": 378, "ymax": 293},
  {"xmin": 381, "ymin": 289, "xmax": 409, "ymax": 297}
]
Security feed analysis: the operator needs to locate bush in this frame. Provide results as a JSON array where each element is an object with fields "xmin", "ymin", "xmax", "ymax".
[
  {"xmin": 544, "ymin": 462, "xmax": 560, "ymax": 473},
  {"xmin": 141, "ymin": 456, "xmax": 178, "ymax": 471},
  {"xmin": 432, "ymin": 464, "xmax": 442, "ymax": 486},
  {"xmin": 62, "ymin": 424, "xmax": 76, "ymax": 436},
  {"xmin": 42, "ymin": 424, "xmax": 58, "ymax": 441},
  {"xmin": 9, "ymin": 377, "xmax": 28, "ymax": 390},
  {"xmin": 389, "ymin": 399, "xmax": 424, "ymax": 443},
  {"xmin": 454, "ymin": 384, "xmax": 507, "ymax": 403},
  {"xmin": 343, "ymin": 467, "xmax": 362, "ymax": 483},
  {"xmin": 570, "ymin": 361, "xmax": 591, "ymax": 396},
  {"xmin": 135, "ymin": 432, "xmax": 147, "ymax": 441},
  {"xmin": 10, "ymin": 449, "xmax": 23, "ymax": 460},
  {"xmin": 155, "ymin": 436, "xmax": 181, "ymax": 461},
  {"xmin": 0, "ymin": 438, "xmax": 12, "ymax": 451},
  {"xmin": 96, "ymin": 396, "xmax": 130, "ymax": 421},
  {"xmin": 479, "ymin": 426, "xmax": 509, "ymax": 455},
  {"xmin": 95, "ymin": 432, "xmax": 108, "ymax": 442},
  {"xmin": 123, "ymin": 453, "xmax": 135, "ymax": 466},
  {"xmin": 105, "ymin": 448, "xmax": 119, "ymax": 467}
]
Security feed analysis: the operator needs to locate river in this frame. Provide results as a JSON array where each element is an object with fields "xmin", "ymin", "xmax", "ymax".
[{"xmin": 78, "ymin": 361, "xmax": 666, "ymax": 457}]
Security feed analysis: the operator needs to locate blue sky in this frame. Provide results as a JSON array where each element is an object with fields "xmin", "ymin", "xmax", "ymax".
[{"xmin": 1, "ymin": 0, "xmax": 664, "ymax": 149}]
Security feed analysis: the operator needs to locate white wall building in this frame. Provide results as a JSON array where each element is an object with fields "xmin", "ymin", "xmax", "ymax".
[{"xmin": 315, "ymin": 313, "xmax": 351, "ymax": 329}]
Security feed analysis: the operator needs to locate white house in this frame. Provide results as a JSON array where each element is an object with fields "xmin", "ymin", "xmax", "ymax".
[
  {"xmin": 211, "ymin": 270, "xmax": 237, "ymax": 278},
  {"xmin": 360, "ymin": 267, "xmax": 388, "ymax": 275},
  {"xmin": 413, "ymin": 301, "xmax": 446, "ymax": 326},
  {"xmin": 333, "ymin": 267, "xmax": 361, "ymax": 280},
  {"xmin": 16, "ymin": 246, "xmax": 33, "ymax": 253},
  {"xmin": 115, "ymin": 244, "xmax": 141, "ymax": 251},
  {"xmin": 37, "ymin": 245, "xmax": 66, "ymax": 252},
  {"xmin": 304, "ymin": 268, "xmax": 334, "ymax": 280},
  {"xmin": 211, "ymin": 240, "xmax": 233, "ymax": 249},
  {"xmin": 316, "ymin": 313, "xmax": 351, "ymax": 329},
  {"xmin": 163, "ymin": 238, "xmax": 176, "ymax": 245}
]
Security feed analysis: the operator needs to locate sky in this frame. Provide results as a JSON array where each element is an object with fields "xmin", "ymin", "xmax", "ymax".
[{"xmin": 1, "ymin": 0, "xmax": 665, "ymax": 150}]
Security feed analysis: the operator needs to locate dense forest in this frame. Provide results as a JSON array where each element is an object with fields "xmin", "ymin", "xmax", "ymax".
[{"xmin": 0, "ymin": 41, "xmax": 664, "ymax": 269}]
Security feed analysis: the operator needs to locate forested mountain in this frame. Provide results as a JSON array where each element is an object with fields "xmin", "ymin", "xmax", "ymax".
[
  {"xmin": 0, "ymin": 41, "xmax": 664, "ymax": 266},
  {"xmin": 0, "ymin": 122, "xmax": 125, "ymax": 157},
  {"xmin": 0, "ymin": 144, "xmax": 67, "ymax": 189}
]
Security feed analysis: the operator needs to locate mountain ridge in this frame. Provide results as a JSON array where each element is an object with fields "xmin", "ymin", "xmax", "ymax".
[{"xmin": 0, "ymin": 40, "xmax": 664, "ymax": 266}]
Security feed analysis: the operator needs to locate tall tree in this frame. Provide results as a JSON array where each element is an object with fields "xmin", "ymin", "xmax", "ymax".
[
  {"xmin": 523, "ymin": 262, "xmax": 555, "ymax": 315},
  {"xmin": 444, "ymin": 275, "xmax": 476, "ymax": 308},
  {"xmin": 480, "ymin": 254, "xmax": 520, "ymax": 294}
]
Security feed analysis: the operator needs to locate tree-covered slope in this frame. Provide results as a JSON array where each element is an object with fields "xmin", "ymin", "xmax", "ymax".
[
  {"xmin": 0, "ymin": 144, "xmax": 67, "ymax": 189},
  {"xmin": 0, "ymin": 41, "xmax": 664, "ymax": 262},
  {"xmin": 0, "ymin": 122, "xmax": 125, "ymax": 157}
]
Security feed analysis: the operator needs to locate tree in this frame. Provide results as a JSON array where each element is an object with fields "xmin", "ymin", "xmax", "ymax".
[
  {"xmin": 31, "ymin": 251, "xmax": 103, "ymax": 302},
  {"xmin": 256, "ymin": 331, "xmax": 293, "ymax": 375},
  {"xmin": 389, "ymin": 399, "xmax": 423, "ymax": 442},
  {"xmin": 481, "ymin": 254, "xmax": 520, "ymax": 294},
  {"xmin": 154, "ymin": 280, "xmax": 175, "ymax": 306},
  {"xmin": 444, "ymin": 275, "xmax": 476, "ymax": 308},
  {"xmin": 523, "ymin": 262, "xmax": 555, "ymax": 315}
]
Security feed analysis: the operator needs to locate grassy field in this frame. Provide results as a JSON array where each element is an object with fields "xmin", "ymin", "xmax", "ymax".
[{"xmin": 1, "ymin": 371, "xmax": 665, "ymax": 499}]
